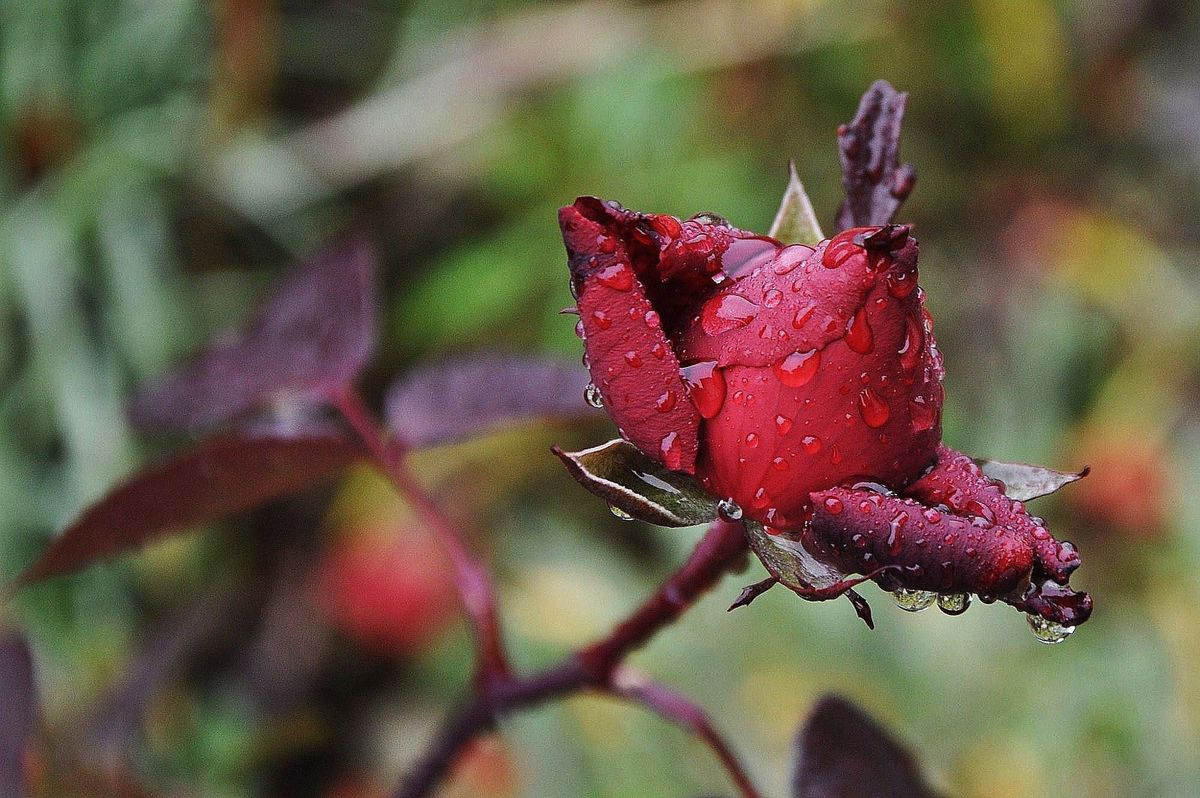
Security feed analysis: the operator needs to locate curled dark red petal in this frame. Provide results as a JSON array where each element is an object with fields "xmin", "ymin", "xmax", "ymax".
[
  {"xmin": 803, "ymin": 445, "xmax": 1092, "ymax": 627},
  {"xmin": 576, "ymin": 269, "xmax": 701, "ymax": 473},
  {"xmin": 805, "ymin": 486, "xmax": 1034, "ymax": 597},
  {"xmin": 905, "ymin": 446, "xmax": 1078, "ymax": 585}
]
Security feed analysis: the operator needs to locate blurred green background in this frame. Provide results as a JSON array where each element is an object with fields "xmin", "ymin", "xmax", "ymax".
[{"xmin": 3, "ymin": 1, "xmax": 1200, "ymax": 796}]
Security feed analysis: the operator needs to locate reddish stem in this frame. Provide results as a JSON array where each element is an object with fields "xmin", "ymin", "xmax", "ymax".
[
  {"xmin": 333, "ymin": 388, "xmax": 511, "ymax": 688},
  {"xmin": 577, "ymin": 518, "xmax": 749, "ymax": 681},
  {"xmin": 393, "ymin": 520, "xmax": 755, "ymax": 798},
  {"xmin": 609, "ymin": 666, "xmax": 762, "ymax": 798}
]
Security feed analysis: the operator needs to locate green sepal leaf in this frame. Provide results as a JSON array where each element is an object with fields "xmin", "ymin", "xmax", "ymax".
[
  {"xmin": 768, "ymin": 160, "xmax": 825, "ymax": 245},
  {"xmin": 552, "ymin": 439, "xmax": 718, "ymax": 527},
  {"xmin": 744, "ymin": 520, "xmax": 844, "ymax": 594},
  {"xmin": 975, "ymin": 458, "xmax": 1089, "ymax": 502}
]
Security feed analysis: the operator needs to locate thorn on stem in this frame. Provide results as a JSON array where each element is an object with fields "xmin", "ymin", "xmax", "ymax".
[
  {"xmin": 728, "ymin": 577, "xmax": 777, "ymax": 611},
  {"xmin": 844, "ymin": 589, "xmax": 875, "ymax": 629}
]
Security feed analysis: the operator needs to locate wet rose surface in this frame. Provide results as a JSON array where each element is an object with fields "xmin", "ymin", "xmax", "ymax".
[{"xmin": 560, "ymin": 197, "xmax": 1091, "ymax": 634}]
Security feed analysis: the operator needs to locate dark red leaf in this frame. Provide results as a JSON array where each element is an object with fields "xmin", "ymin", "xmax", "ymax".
[
  {"xmin": 0, "ymin": 630, "xmax": 36, "ymax": 798},
  {"xmin": 129, "ymin": 235, "xmax": 377, "ymax": 432},
  {"xmin": 793, "ymin": 695, "xmax": 942, "ymax": 798},
  {"xmin": 385, "ymin": 354, "xmax": 598, "ymax": 448},
  {"xmin": 835, "ymin": 81, "xmax": 917, "ymax": 231},
  {"xmin": 17, "ymin": 433, "xmax": 362, "ymax": 586}
]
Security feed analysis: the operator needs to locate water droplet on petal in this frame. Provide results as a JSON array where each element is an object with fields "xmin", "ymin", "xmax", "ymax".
[
  {"xmin": 898, "ymin": 313, "xmax": 923, "ymax": 371},
  {"xmin": 844, "ymin": 306, "xmax": 874, "ymax": 354},
  {"xmin": 680, "ymin": 361, "xmax": 726, "ymax": 418},
  {"xmin": 584, "ymin": 384, "xmax": 605, "ymax": 408},
  {"xmin": 609, "ymin": 504, "xmax": 634, "ymax": 521},
  {"xmin": 752, "ymin": 487, "xmax": 772, "ymax": 509},
  {"xmin": 886, "ymin": 512, "xmax": 907, "ymax": 556},
  {"xmin": 937, "ymin": 593, "xmax": 971, "ymax": 615},
  {"xmin": 775, "ymin": 415, "xmax": 793, "ymax": 435},
  {"xmin": 596, "ymin": 263, "xmax": 634, "ymax": 291},
  {"xmin": 644, "ymin": 310, "xmax": 661, "ymax": 328},
  {"xmin": 772, "ymin": 456, "xmax": 789, "ymax": 471},
  {"xmin": 886, "ymin": 268, "xmax": 916, "ymax": 298},
  {"xmin": 822, "ymin": 496, "xmax": 844, "ymax": 515},
  {"xmin": 858, "ymin": 387, "xmax": 891, "ymax": 428},
  {"xmin": 701, "ymin": 293, "xmax": 760, "ymax": 335},
  {"xmin": 625, "ymin": 351, "xmax": 643, "ymax": 367},
  {"xmin": 964, "ymin": 499, "xmax": 996, "ymax": 524},
  {"xmin": 1027, "ymin": 613, "xmax": 1075, "ymax": 644},
  {"xmin": 801, "ymin": 435, "xmax": 822, "ymax": 454},
  {"xmin": 655, "ymin": 390, "xmax": 678, "ymax": 413},
  {"xmin": 660, "ymin": 432, "xmax": 683, "ymax": 470},
  {"xmin": 772, "ymin": 244, "xmax": 812, "ymax": 275},
  {"xmin": 893, "ymin": 588, "xmax": 936, "ymax": 612},
  {"xmin": 745, "ymin": 433, "xmax": 759, "ymax": 448},
  {"xmin": 830, "ymin": 445, "xmax": 843, "ymax": 465},
  {"xmin": 822, "ymin": 239, "xmax": 856, "ymax": 269},
  {"xmin": 909, "ymin": 395, "xmax": 936, "ymax": 432},
  {"xmin": 651, "ymin": 342, "xmax": 667, "ymax": 360},
  {"xmin": 717, "ymin": 498, "xmax": 743, "ymax": 521},
  {"xmin": 773, "ymin": 349, "xmax": 820, "ymax": 387},
  {"xmin": 792, "ymin": 302, "xmax": 817, "ymax": 329},
  {"xmin": 923, "ymin": 507, "xmax": 942, "ymax": 523},
  {"xmin": 591, "ymin": 310, "xmax": 612, "ymax": 329}
]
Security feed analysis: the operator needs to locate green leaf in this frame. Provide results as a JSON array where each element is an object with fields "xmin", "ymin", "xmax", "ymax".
[
  {"xmin": 744, "ymin": 520, "xmax": 844, "ymax": 593},
  {"xmin": 975, "ymin": 458, "xmax": 1089, "ymax": 502},
  {"xmin": 552, "ymin": 439, "xmax": 717, "ymax": 527},
  {"xmin": 768, "ymin": 160, "xmax": 825, "ymax": 245}
]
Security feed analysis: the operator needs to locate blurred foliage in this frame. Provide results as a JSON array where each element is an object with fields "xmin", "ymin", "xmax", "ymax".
[{"xmin": 3, "ymin": 1, "xmax": 1200, "ymax": 797}]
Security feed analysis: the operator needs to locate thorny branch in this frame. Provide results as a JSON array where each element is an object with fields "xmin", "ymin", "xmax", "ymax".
[
  {"xmin": 335, "ymin": 387, "xmax": 759, "ymax": 796},
  {"xmin": 387, "ymin": 516, "xmax": 757, "ymax": 798}
]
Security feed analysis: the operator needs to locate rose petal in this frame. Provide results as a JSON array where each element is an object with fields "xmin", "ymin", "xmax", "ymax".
[
  {"xmin": 675, "ymin": 229, "xmax": 919, "ymax": 369},
  {"xmin": 693, "ymin": 233, "xmax": 939, "ymax": 529},
  {"xmin": 807, "ymin": 486, "xmax": 1035, "ymax": 597},
  {"xmin": 577, "ymin": 271, "xmax": 700, "ymax": 473},
  {"xmin": 905, "ymin": 446, "xmax": 1080, "ymax": 585}
]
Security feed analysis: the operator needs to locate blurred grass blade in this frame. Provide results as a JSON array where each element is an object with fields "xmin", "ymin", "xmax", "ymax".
[
  {"xmin": 553, "ymin": 439, "xmax": 717, "ymax": 527},
  {"xmin": 17, "ymin": 434, "xmax": 362, "ymax": 586},
  {"xmin": 768, "ymin": 161, "xmax": 824, "ymax": 245},
  {"xmin": 793, "ymin": 695, "xmax": 941, "ymax": 798},
  {"xmin": 0, "ymin": 630, "xmax": 36, "ymax": 798},
  {"xmin": 129, "ymin": 236, "xmax": 377, "ymax": 432},
  {"xmin": 386, "ymin": 354, "xmax": 596, "ymax": 448},
  {"xmin": 975, "ymin": 458, "xmax": 1089, "ymax": 501}
]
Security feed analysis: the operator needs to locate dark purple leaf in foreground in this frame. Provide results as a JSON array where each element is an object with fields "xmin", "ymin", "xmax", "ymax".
[
  {"xmin": 385, "ymin": 353, "xmax": 597, "ymax": 448},
  {"xmin": 0, "ymin": 630, "xmax": 36, "ymax": 798},
  {"xmin": 17, "ymin": 434, "xmax": 362, "ymax": 586},
  {"xmin": 835, "ymin": 80, "xmax": 916, "ymax": 231},
  {"xmin": 793, "ymin": 695, "xmax": 942, "ymax": 798},
  {"xmin": 129, "ymin": 236, "xmax": 377, "ymax": 432}
]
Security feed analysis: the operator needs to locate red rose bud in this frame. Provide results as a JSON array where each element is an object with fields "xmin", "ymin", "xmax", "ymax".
[
  {"xmin": 561, "ymin": 198, "xmax": 941, "ymax": 515},
  {"xmin": 559, "ymin": 198, "xmax": 1090, "ymax": 638}
]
